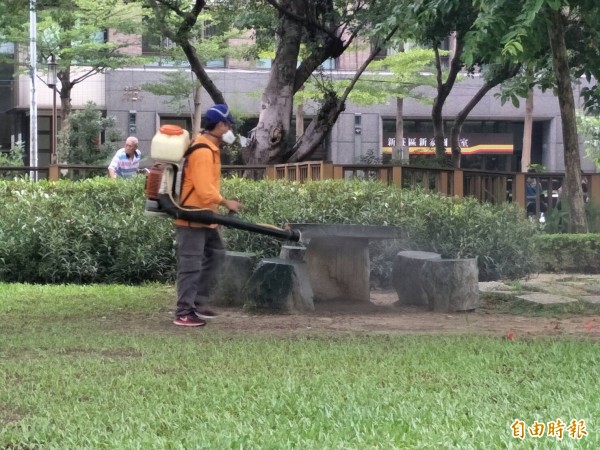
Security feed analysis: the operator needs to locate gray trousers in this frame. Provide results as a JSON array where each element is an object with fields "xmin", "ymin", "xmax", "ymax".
[{"xmin": 175, "ymin": 226, "xmax": 226, "ymax": 317}]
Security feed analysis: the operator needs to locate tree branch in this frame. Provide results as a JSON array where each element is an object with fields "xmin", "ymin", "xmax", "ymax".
[
  {"xmin": 287, "ymin": 26, "xmax": 399, "ymax": 162},
  {"xmin": 263, "ymin": 0, "xmax": 340, "ymax": 43},
  {"xmin": 450, "ymin": 62, "xmax": 521, "ymax": 166},
  {"xmin": 293, "ymin": 22, "xmax": 365, "ymax": 93},
  {"xmin": 71, "ymin": 68, "xmax": 103, "ymax": 85},
  {"xmin": 338, "ymin": 26, "xmax": 399, "ymax": 104},
  {"xmin": 147, "ymin": 0, "xmax": 225, "ymax": 104}
]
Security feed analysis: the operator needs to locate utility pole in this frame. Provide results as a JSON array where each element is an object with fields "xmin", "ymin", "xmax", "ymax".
[{"xmin": 29, "ymin": 0, "xmax": 38, "ymax": 180}]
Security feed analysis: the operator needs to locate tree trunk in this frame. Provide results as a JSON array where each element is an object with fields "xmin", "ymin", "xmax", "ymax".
[
  {"xmin": 287, "ymin": 92, "xmax": 341, "ymax": 162},
  {"xmin": 394, "ymin": 97, "xmax": 404, "ymax": 161},
  {"xmin": 521, "ymin": 89, "xmax": 534, "ymax": 172},
  {"xmin": 247, "ymin": 3, "xmax": 303, "ymax": 164},
  {"xmin": 287, "ymin": 26, "xmax": 398, "ymax": 162},
  {"xmin": 56, "ymin": 56, "xmax": 74, "ymax": 121},
  {"xmin": 243, "ymin": 0, "xmax": 374, "ymax": 164},
  {"xmin": 450, "ymin": 63, "xmax": 520, "ymax": 168},
  {"xmin": 59, "ymin": 84, "xmax": 72, "ymax": 124},
  {"xmin": 449, "ymin": 83, "xmax": 495, "ymax": 168},
  {"xmin": 57, "ymin": 70, "xmax": 73, "ymax": 163},
  {"xmin": 192, "ymin": 84, "xmax": 202, "ymax": 136},
  {"xmin": 547, "ymin": 8, "xmax": 587, "ymax": 233},
  {"xmin": 432, "ymin": 95, "xmax": 445, "ymax": 161},
  {"xmin": 296, "ymin": 99, "xmax": 304, "ymax": 141},
  {"xmin": 179, "ymin": 40, "xmax": 225, "ymax": 105},
  {"xmin": 147, "ymin": 0, "xmax": 225, "ymax": 105},
  {"xmin": 432, "ymin": 38, "xmax": 464, "ymax": 163}
]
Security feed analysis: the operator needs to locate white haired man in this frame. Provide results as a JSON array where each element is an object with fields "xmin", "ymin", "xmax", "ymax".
[{"xmin": 108, "ymin": 136, "xmax": 144, "ymax": 179}]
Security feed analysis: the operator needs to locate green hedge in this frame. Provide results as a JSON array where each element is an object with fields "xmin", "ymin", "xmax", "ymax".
[
  {"xmin": 0, "ymin": 177, "xmax": 538, "ymax": 285},
  {"xmin": 534, "ymin": 234, "xmax": 600, "ymax": 273},
  {"xmin": 0, "ymin": 178, "xmax": 175, "ymax": 284}
]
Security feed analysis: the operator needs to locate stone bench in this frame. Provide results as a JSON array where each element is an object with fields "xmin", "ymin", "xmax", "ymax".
[
  {"xmin": 289, "ymin": 224, "xmax": 403, "ymax": 302},
  {"xmin": 393, "ymin": 251, "xmax": 442, "ymax": 307},
  {"xmin": 210, "ymin": 248, "xmax": 314, "ymax": 313},
  {"xmin": 393, "ymin": 250, "xmax": 480, "ymax": 312}
]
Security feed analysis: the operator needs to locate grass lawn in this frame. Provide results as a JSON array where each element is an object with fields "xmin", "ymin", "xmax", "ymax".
[{"xmin": 1, "ymin": 283, "xmax": 598, "ymax": 449}]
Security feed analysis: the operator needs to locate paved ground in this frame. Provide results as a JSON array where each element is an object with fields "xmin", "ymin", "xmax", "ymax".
[{"xmin": 479, "ymin": 273, "xmax": 600, "ymax": 305}]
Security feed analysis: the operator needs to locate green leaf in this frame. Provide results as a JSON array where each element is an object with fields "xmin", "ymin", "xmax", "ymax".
[{"xmin": 511, "ymin": 94, "xmax": 520, "ymax": 108}]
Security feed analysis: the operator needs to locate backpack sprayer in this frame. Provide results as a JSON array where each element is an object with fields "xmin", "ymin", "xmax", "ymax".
[{"xmin": 144, "ymin": 125, "xmax": 301, "ymax": 242}]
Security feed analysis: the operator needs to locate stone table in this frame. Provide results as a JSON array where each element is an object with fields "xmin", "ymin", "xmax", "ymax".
[{"xmin": 288, "ymin": 224, "xmax": 403, "ymax": 302}]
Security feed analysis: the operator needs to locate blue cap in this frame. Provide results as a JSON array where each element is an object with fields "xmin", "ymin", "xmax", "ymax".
[{"xmin": 205, "ymin": 104, "xmax": 235, "ymax": 126}]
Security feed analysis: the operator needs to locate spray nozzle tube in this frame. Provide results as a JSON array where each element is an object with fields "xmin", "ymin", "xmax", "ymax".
[{"xmin": 157, "ymin": 193, "xmax": 301, "ymax": 242}]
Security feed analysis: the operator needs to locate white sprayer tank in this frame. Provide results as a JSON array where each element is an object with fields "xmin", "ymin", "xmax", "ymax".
[{"xmin": 151, "ymin": 124, "xmax": 191, "ymax": 163}]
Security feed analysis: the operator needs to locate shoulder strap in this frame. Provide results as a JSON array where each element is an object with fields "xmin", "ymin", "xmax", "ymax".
[
  {"xmin": 180, "ymin": 143, "xmax": 214, "ymax": 206},
  {"xmin": 183, "ymin": 142, "xmax": 211, "ymax": 158}
]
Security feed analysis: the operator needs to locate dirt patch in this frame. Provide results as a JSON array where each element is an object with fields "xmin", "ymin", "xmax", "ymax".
[
  {"xmin": 0, "ymin": 404, "xmax": 25, "ymax": 425},
  {"xmin": 198, "ymin": 290, "xmax": 600, "ymax": 339},
  {"xmin": 53, "ymin": 347, "xmax": 142, "ymax": 359}
]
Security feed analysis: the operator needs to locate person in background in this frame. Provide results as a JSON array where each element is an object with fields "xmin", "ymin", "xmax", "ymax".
[
  {"xmin": 173, "ymin": 104, "xmax": 242, "ymax": 327},
  {"xmin": 526, "ymin": 169, "xmax": 547, "ymax": 216},
  {"xmin": 582, "ymin": 173, "xmax": 589, "ymax": 203},
  {"xmin": 108, "ymin": 136, "xmax": 145, "ymax": 179}
]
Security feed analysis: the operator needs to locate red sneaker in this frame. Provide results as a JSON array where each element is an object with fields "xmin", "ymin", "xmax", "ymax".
[{"xmin": 173, "ymin": 315, "xmax": 206, "ymax": 327}]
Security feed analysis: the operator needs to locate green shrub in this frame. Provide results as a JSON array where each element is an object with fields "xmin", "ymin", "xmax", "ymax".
[
  {"xmin": 534, "ymin": 233, "xmax": 600, "ymax": 273},
  {"xmin": 0, "ymin": 177, "xmax": 537, "ymax": 284},
  {"xmin": 0, "ymin": 141, "xmax": 27, "ymax": 181},
  {"xmin": 541, "ymin": 200, "xmax": 600, "ymax": 234},
  {"xmin": 397, "ymin": 191, "xmax": 539, "ymax": 281},
  {"xmin": 0, "ymin": 177, "xmax": 174, "ymax": 284}
]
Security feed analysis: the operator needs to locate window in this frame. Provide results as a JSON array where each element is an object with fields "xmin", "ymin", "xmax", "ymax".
[
  {"xmin": 201, "ymin": 21, "xmax": 218, "ymax": 39},
  {"xmin": 371, "ymin": 43, "xmax": 388, "ymax": 61},
  {"xmin": 319, "ymin": 58, "xmax": 336, "ymax": 70},
  {"xmin": 0, "ymin": 61, "xmax": 15, "ymax": 150},
  {"xmin": 0, "ymin": 42, "xmax": 14, "ymax": 55},
  {"xmin": 142, "ymin": 30, "xmax": 183, "ymax": 67},
  {"xmin": 205, "ymin": 58, "xmax": 226, "ymax": 68},
  {"xmin": 439, "ymin": 37, "xmax": 451, "ymax": 68},
  {"xmin": 142, "ymin": 23, "xmax": 226, "ymax": 68},
  {"xmin": 256, "ymin": 57, "xmax": 272, "ymax": 69},
  {"xmin": 91, "ymin": 30, "xmax": 108, "ymax": 44}
]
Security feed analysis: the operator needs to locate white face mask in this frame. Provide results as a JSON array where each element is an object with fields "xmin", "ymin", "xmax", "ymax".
[{"xmin": 221, "ymin": 130, "xmax": 236, "ymax": 145}]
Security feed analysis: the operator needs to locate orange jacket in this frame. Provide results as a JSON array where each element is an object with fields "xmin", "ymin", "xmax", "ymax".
[{"xmin": 174, "ymin": 134, "xmax": 223, "ymax": 228}]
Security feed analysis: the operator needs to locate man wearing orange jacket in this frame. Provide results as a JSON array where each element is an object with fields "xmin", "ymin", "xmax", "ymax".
[{"xmin": 173, "ymin": 104, "xmax": 242, "ymax": 327}]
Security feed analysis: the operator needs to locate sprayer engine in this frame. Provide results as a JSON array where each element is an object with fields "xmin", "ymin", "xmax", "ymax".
[{"xmin": 144, "ymin": 124, "xmax": 190, "ymax": 217}]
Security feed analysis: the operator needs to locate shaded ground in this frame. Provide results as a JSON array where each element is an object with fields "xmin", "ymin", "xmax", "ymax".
[
  {"xmin": 159, "ymin": 274, "xmax": 600, "ymax": 339},
  {"xmin": 206, "ymin": 292, "xmax": 600, "ymax": 339}
]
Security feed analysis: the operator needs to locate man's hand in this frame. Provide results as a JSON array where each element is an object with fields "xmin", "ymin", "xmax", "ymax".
[{"xmin": 222, "ymin": 199, "xmax": 242, "ymax": 213}]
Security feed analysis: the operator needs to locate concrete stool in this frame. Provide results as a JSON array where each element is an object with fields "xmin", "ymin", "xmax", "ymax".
[{"xmin": 393, "ymin": 251, "xmax": 442, "ymax": 307}]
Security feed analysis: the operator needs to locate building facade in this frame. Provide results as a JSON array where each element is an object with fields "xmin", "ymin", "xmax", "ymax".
[{"xmin": 2, "ymin": 32, "xmax": 597, "ymax": 174}]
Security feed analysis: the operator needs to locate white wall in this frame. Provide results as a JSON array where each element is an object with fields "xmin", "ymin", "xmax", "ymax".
[{"xmin": 17, "ymin": 69, "xmax": 105, "ymax": 109}]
